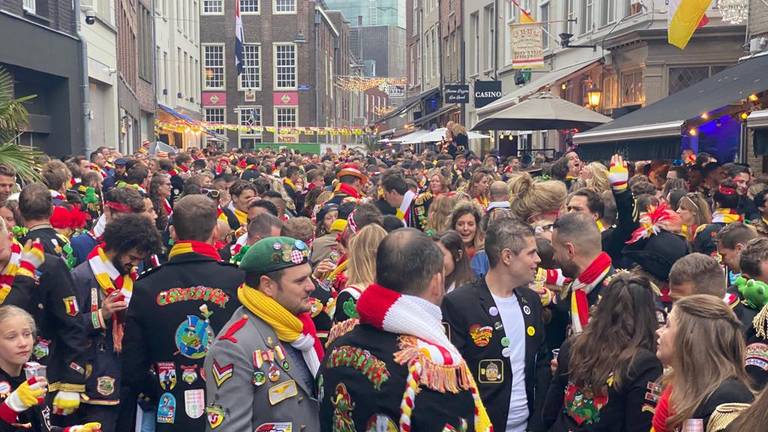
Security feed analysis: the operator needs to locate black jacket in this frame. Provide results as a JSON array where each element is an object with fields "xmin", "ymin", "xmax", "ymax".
[
  {"xmin": 4, "ymin": 255, "xmax": 87, "ymax": 392},
  {"xmin": 320, "ymin": 323, "xmax": 479, "ymax": 431},
  {"xmin": 22, "ymin": 227, "xmax": 66, "ymax": 260},
  {"xmin": 442, "ymin": 278, "xmax": 550, "ymax": 432},
  {"xmin": 0, "ymin": 368, "xmax": 62, "ymax": 432},
  {"xmin": 542, "ymin": 340, "xmax": 663, "ymax": 431},
  {"xmin": 601, "ymin": 190, "xmax": 638, "ymax": 267},
  {"xmin": 121, "ymin": 252, "xmax": 243, "ymax": 432},
  {"xmin": 692, "ymin": 378, "xmax": 753, "ymax": 428}
]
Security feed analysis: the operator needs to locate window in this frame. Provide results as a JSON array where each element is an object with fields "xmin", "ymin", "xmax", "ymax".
[
  {"xmin": 238, "ymin": 106, "xmax": 262, "ymax": 142},
  {"xmin": 23, "ymin": 0, "xmax": 35, "ymax": 14},
  {"xmin": 563, "ymin": 0, "xmax": 575, "ymax": 34},
  {"xmin": 239, "ymin": 44, "xmax": 261, "ymax": 90},
  {"xmin": 484, "ymin": 5, "xmax": 495, "ymax": 71},
  {"xmin": 470, "ymin": 12, "xmax": 479, "ymax": 75},
  {"xmin": 274, "ymin": 0, "xmax": 296, "ymax": 14},
  {"xmin": 580, "ymin": 0, "xmax": 594, "ymax": 34},
  {"xmin": 203, "ymin": 44, "xmax": 225, "ymax": 89},
  {"xmin": 274, "ymin": 44, "xmax": 297, "ymax": 89},
  {"xmin": 239, "ymin": 137, "xmax": 262, "ymax": 149},
  {"xmin": 668, "ymin": 66, "xmax": 713, "ymax": 95},
  {"xmin": 541, "ymin": 2, "xmax": 550, "ymax": 49},
  {"xmin": 602, "ymin": 74, "xmax": 618, "ymax": 109},
  {"xmin": 203, "ymin": 0, "xmax": 223, "ymax": 14},
  {"xmin": 503, "ymin": 0, "xmax": 515, "ymax": 65},
  {"xmin": 204, "ymin": 107, "xmax": 225, "ymax": 134},
  {"xmin": 432, "ymin": 28, "xmax": 438, "ymax": 79},
  {"xmin": 240, "ymin": 0, "xmax": 259, "ymax": 13},
  {"xmin": 621, "ymin": 69, "xmax": 644, "ymax": 105},
  {"xmin": 138, "ymin": 5, "xmax": 153, "ymax": 81},
  {"xmin": 275, "ymin": 106, "xmax": 298, "ymax": 142},
  {"xmin": 600, "ymin": 0, "xmax": 616, "ymax": 26}
]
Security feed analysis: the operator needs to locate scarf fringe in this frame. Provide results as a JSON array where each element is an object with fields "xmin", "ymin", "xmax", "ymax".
[
  {"xmin": 326, "ymin": 318, "xmax": 359, "ymax": 347},
  {"xmin": 393, "ymin": 336, "xmax": 471, "ymax": 394},
  {"xmin": 754, "ymin": 303, "xmax": 768, "ymax": 340}
]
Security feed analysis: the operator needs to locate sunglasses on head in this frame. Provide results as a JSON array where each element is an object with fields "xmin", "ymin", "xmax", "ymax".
[{"xmin": 202, "ymin": 189, "xmax": 221, "ymax": 199}]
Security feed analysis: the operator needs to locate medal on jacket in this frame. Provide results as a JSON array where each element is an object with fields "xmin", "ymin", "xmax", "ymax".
[
  {"xmin": 253, "ymin": 349, "xmax": 274, "ymax": 386},
  {"xmin": 268, "ymin": 363, "xmax": 281, "ymax": 382},
  {"xmin": 273, "ymin": 345, "xmax": 290, "ymax": 371}
]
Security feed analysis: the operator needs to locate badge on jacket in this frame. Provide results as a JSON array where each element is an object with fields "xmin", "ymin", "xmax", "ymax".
[
  {"xmin": 156, "ymin": 393, "xmax": 176, "ymax": 424},
  {"xmin": 469, "ymin": 324, "xmax": 493, "ymax": 347},
  {"xmin": 268, "ymin": 379, "xmax": 298, "ymax": 406},
  {"xmin": 206, "ymin": 404, "xmax": 225, "ymax": 429},
  {"xmin": 96, "ymin": 376, "xmax": 115, "ymax": 396},
  {"xmin": 478, "ymin": 359, "xmax": 504, "ymax": 384},
  {"xmin": 184, "ymin": 389, "xmax": 205, "ymax": 419}
]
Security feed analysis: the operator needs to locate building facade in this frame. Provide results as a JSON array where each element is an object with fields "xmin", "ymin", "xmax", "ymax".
[
  {"xmin": 0, "ymin": 0, "xmax": 85, "ymax": 156},
  {"xmin": 200, "ymin": 0, "xmax": 354, "ymax": 149},
  {"xmin": 464, "ymin": 0, "xmax": 746, "ymax": 155},
  {"xmin": 154, "ymin": 0, "xmax": 203, "ymax": 149},
  {"xmin": 325, "ymin": 0, "xmax": 406, "ymax": 28}
]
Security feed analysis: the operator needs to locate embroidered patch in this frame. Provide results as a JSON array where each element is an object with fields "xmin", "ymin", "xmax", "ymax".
[
  {"xmin": 469, "ymin": 324, "xmax": 493, "ymax": 347},
  {"xmin": 365, "ymin": 414, "xmax": 398, "ymax": 431},
  {"xmin": 268, "ymin": 379, "xmax": 298, "ymax": 406},
  {"xmin": 184, "ymin": 389, "xmax": 205, "ymax": 419},
  {"xmin": 69, "ymin": 362, "xmax": 85, "ymax": 376},
  {"xmin": 156, "ymin": 286, "xmax": 230, "ymax": 309},
  {"xmin": 63, "ymin": 296, "xmax": 79, "ymax": 316},
  {"xmin": 0, "ymin": 381, "xmax": 11, "ymax": 394},
  {"xmin": 156, "ymin": 392, "xmax": 176, "ymax": 424},
  {"xmin": 255, "ymin": 423, "xmax": 293, "ymax": 432},
  {"xmin": 328, "ymin": 345, "xmax": 390, "ymax": 390},
  {"xmin": 32, "ymin": 339, "xmax": 50, "ymax": 360},
  {"xmin": 181, "ymin": 365, "xmax": 198, "ymax": 385},
  {"xmin": 157, "ymin": 362, "xmax": 177, "ymax": 390},
  {"xmin": 342, "ymin": 297, "xmax": 359, "ymax": 319},
  {"xmin": 564, "ymin": 382, "xmax": 609, "ymax": 425},
  {"xmin": 478, "ymin": 359, "xmax": 503, "ymax": 384},
  {"xmin": 441, "ymin": 418, "xmax": 468, "ymax": 432},
  {"xmin": 211, "ymin": 360, "xmax": 234, "ymax": 387},
  {"xmin": 332, "ymin": 383, "xmax": 355, "ymax": 432},
  {"xmin": 746, "ymin": 342, "xmax": 768, "ymax": 371},
  {"xmin": 310, "ymin": 297, "xmax": 323, "ymax": 317},
  {"xmin": 96, "ymin": 376, "xmax": 115, "ymax": 396},
  {"xmin": 174, "ymin": 314, "xmax": 214, "ymax": 359},
  {"xmin": 205, "ymin": 404, "xmax": 225, "ymax": 429}
]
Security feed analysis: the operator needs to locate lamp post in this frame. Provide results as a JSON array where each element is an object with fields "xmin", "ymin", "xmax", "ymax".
[{"xmin": 587, "ymin": 86, "xmax": 602, "ymax": 110}]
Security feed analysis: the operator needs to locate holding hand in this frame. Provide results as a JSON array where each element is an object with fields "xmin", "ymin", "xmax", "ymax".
[
  {"xmin": 64, "ymin": 422, "xmax": 102, "ymax": 432},
  {"xmin": 100, "ymin": 291, "xmax": 128, "ymax": 321},
  {"xmin": 16, "ymin": 239, "xmax": 45, "ymax": 279},
  {"xmin": 52, "ymin": 390, "xmax": 81, "ymax": 416},
  {"xmin": 608, "ymin": 154, "xmax": 629, "ymax": 192},
  {"xmin": 0, "ymin": 377, "xmax": 47, "ymax": 424}
]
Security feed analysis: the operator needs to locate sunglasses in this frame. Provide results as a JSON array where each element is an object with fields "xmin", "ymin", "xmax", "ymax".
[{"xmin": 203, "ymin": 189, "xmax": 221, "ymax": 200}]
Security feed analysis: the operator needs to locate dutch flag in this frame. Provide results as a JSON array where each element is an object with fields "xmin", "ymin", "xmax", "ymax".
[{"xmin": 235, "ymin": 0, "xmax": 245, "ymax": 75}]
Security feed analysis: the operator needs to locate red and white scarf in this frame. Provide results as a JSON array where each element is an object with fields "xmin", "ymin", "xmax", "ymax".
[
  {"xmin": 162, "ymin": 198, "xmax": 172, "ymax": 216},
  {"xmin": 87, "ymin": 244, "xmax": 138, "ymax": 352},
  {"xmin": 570, "ymin": 252, "xmax": 612, "ymax": 334},
  {"xmin": 356, "ymin": 283, "xmax": 493, "ymax": 432}
]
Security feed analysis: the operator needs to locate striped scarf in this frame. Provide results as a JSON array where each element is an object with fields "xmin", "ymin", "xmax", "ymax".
[
  {"xmin": 237, "ymin": 285, "xmax": 323, "ymax": 376},
  {"xmin": 570, "ymin": 252, "xmax": 612, "ymax": 335},
  {"xmin": 168, "ymin": 240, "xmax": 222, "ymax": 261},
  {"xmin": 87, "ymin": 245, "xmax": 137, "ymax": 352},
  {"xmin": 712, "ymin": 208, "xmax": 743, "ymax": 224},
  {"xmin": 0, "ymin": 242, "xmax": 22, "ymax": 303},
  {"xmin": 357, "ymin": 283, "xmax": 492, "ymax": 432}
]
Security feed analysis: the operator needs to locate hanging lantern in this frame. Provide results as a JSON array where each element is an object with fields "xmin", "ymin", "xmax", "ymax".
[{"xmin": 587, "ymin": 86, "xmax": 602, "ymax": 108}]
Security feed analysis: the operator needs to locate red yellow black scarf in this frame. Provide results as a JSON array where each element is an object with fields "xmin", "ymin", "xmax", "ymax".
[{"xmin": 168, "ymin": 241, "xmax": 221, "ymax": 261}]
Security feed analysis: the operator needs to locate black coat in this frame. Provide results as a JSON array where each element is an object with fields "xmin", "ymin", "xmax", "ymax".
[
  {"xmin": 542, "ymin": 340, "xmax": 663, "ymax": 431},
  {"xmin": 0, "ymin": 368, "xmax": 60, "ymax": 432},
  {"xmin": 442, "ymin": 278, "xmax": 551, "ymax": 432},
  {"xmin": 319, "ymin": 323, "xmax": 479, "ymax": 431},
  {"xmin": 4, "ymin": 255, "xmax": 87, "ymax": 392},
  {"xmin": 121, "ymin": 252, "xmax": 243, "ymax": 432},
  {"xmin": 22, "ymin": 227, "xmax": 66, "ymax": 259},
  {"xmin": 601, "ymin": 190, "xmax": 638, "ymax": 267}
]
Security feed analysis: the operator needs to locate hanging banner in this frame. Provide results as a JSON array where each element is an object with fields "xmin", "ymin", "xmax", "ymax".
[
  {"xmin": 510, "ymin": 21, "xmax": 545, "ymax": 69},
  {"xmin": 444, "ymin": 84, "xmax": 470, "ymax": 104},
  {"xmin": 474, "ymin": 81, "xmax": 502, "ymax": 109}
]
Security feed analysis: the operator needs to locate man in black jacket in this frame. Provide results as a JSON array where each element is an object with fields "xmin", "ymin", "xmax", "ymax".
[
  {"xmin": 121, "ymin": 195, "xmax": 244, "ymax": 432},
  {"xmin": 443, "ymin": 216, "xmax": 550, "ymax": 432}
]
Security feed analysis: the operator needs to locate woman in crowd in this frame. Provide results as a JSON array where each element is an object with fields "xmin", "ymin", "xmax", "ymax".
[
  {"xmin": 331, "ymin": 223, "xmax": 387, "ymax": 324},
  {"xmin": 450, "ymin": 201, "xmax": 483, "ymax": 259},
  {"xmin": 148, "ymin": 173, "xmax": 172, "ymax": 231},
  {"xmin": 653, "ymin": 294, "xmax": 753, "ymax": 431},
  {"xmin": 314, "ymin": 203, "xmax": 338, "ymax": 239},
  {"xmin": 433, "ymin": 230, "xmax": 474, "ymax": 293},
  {"xmin": 577, "ymin": 162, "xmax": 610, "ymax": 193},
  {"xmin": 426, "ymin": 194, "xmax": 458, "ymax": 234},
  {"xmin": 451, "ymin": 123, "xmax": 469, "ymax": 155},
  {"xmin": 543, "ymin": 273, "xmax": 663, "ymax": 431},
  {"xmin": 414, "ymin": 169, "xmax": 451, "ymax": 231},
  {"xmin": 467, "ymin": 170, "xmax": 493, "ymax": 209},
  {"xmin": 675, "ymin": 192, "xmax": 712, "ymax": 242},
  {"xmin": 508, "ymin": 172, "xmax": 567, "ymax": 224}
]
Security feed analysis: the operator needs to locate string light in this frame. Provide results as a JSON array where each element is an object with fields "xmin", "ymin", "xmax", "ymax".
[
  {"xmin": 749, "ymin": 94, "xmax": 759, "ymax": 102},
  {"xmin": 740, "ymin": 112, "xmax": 749, "ymax": 120},
  {"xmin": 689, "ymin": 128, "xmax": 698, "ymax": 136},
  {"xmin": 700, "ymin": 113, "xmax": 709, "ymax": 120},
  {"xmin": 155, "ymin": 120, "xmax": 365, "ymax": 136},
  {"xmin": 334, "ymin": 76, "xmax": 408, "ymax": 92}
]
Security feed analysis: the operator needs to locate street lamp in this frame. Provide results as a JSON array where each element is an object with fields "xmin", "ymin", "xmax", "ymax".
[{"xmin": 587, "ymin": 86, "xmax": 602, "ymax": 109}]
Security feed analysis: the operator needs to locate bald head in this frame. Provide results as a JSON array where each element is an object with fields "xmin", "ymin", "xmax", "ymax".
[
  {"xmin": 376, "ymin": 228, "xmax": 444, "ymax": 295},
  {"xmin": 490, "ymin": 181, "xmax": 510, "ymax": 202}
]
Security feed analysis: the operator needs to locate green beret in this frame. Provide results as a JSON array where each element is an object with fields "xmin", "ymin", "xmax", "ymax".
[{"xmin": 239, "ymin": 236, "xmax": 310, "ymax": 275}]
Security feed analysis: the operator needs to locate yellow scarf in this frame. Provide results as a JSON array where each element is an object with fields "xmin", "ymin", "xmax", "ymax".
[
  {"xmin": 596, "ymin": 220, "xmax": 605, "ymax": 233},
  {"xmin": 217, "ymin": 207, "xmax": 248, "ymax": 227},
  {"xmin": 237, "ymin": 285, "xmax": 303, "ymax": 342}
]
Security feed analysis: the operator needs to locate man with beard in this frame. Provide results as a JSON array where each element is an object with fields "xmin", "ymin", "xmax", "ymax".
[
  {"xmin": 550, "ymin": 213, "xmax": 614, "ymax": 344},
  {"xmin": 443, "ymin": 216, "xmax": 550, "ymax": 432},
  {"xmin": 204, "ymin": 236, "xmax": 320, "ymax": 431},
  {"xmin": 70, "ymin": 213, "xmax": 162, "ymax": 431}
]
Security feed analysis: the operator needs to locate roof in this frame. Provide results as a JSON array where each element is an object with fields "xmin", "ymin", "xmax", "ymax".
[
  {"xmin": 575, "ymin": 52, "xmax": 768, "ymax": 146},
  {"xmin": 375, "ymin": 87, "xmax": 440, "ymax": 124}
]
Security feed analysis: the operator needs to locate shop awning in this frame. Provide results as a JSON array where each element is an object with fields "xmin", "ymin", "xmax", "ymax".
[
  {"xmin": 574, "ymin": 52, "xmax": 768, "ymax": 158},
  {"xmin": 413, "ymin": 104, "xmax": 459, "ymax": 127},
  {"xmin": 376, "ymin": 87, "xmax": 440, "ymax": 124},
  {"xmin": 476, "ymin": 61, "xmax": 600, "ymax": 117},
  {"xmin": 748, "ymin": 109, "xmax": 768, "ymax": 129},
  {"xmin": 158, "ymin": 103, "xmax": 199, "ymax": 123}
]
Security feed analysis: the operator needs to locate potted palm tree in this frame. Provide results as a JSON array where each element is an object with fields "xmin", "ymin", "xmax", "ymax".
[{"xmin": 0, "ymin": 66, "xmax": 44, "ymax": 182}]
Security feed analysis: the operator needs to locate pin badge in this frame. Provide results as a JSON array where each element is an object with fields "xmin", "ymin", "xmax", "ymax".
[
  {"xmin": 494, "ymin": 321, "xmax": 503, "ymax": 330},
  {"xmin": 523, "ymin": 305, "xmax": 531, "ymax": 315},
  {"xmin": 501, "ymin": 337, "xmax": 510, "ymax": 347},
  {"xmin": 526, "ymin": 326, "xmax": 535, "ymax": 336},
  {"xmin": 488, "ymin": 306, "xmax": 499, "ymax": 317},
  {"xmin": 252, "ymin": 371, "xmax": 266, "ymax": 387},
  {"xmin": 502, "ymin": 347, "xmax": 512, "ymax": 357},
  {"xmin": 268, "ymin": 363, "xmax": 281, "ymax": 382}
]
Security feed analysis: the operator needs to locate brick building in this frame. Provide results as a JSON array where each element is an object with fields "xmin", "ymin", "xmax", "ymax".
[
  {"xmin": 200, "ymin": 0, "xmax": 355, "ymax": 150},
  {"xmin": 0, "ymin": 0, "xmax": 85, "ymax": 155}
]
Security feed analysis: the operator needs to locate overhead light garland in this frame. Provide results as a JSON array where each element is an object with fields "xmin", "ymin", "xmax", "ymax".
[
  {"xmin": 718, "ymin": 0, "xmax": 749, "ymax": 24},
  {"xmin": 334, "ymin": 76, "xmax": 408, "ymax": 92},
  {"xmin": 155, "ymin": 120, "xmax": 365, "ymax": 136}
]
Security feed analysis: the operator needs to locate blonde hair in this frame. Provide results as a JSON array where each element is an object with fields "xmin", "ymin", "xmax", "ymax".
[
  {"xmin": 346, "ymin": 224, "xmax": 387, "ymax": 289},
  {"xmin": 585, "ymin": 162, "xmax": 610, "ymax": 193},
  {"xmin": 508, "ymin": 173, "xmax": 567, "ymax": 222},
  {"xmin": 677, "ymin": 192, "xmax": 712, "ymax": 226},
  {"xmin": 427, "ymin": 194, "xmax": 459, "ymax": 233},
  {"xmin": 665, "ymin": 294, "xmax": 748, "ymax": 430},
  {"xmin": 0, "ymin": 305, "xmax": 36, "ymax": 335}
]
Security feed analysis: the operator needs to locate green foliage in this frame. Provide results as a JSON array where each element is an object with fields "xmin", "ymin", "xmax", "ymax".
[{"xmin": 0, "ymin": 66, "xmax": 43, "ymax": 182}]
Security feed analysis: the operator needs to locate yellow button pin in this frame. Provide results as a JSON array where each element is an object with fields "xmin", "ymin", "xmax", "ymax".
[{"xmin": 526, "ymin": 326, "xmax": 535, "ymax": 337}]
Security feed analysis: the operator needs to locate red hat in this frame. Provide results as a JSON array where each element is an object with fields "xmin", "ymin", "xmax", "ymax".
[
  {"xmin": 50, "ymin": 206, "xmax": 89, "ymax": 230},
  {"xmin": 336, "ymin": 163, "xmax": 368, "ymax": 183}
]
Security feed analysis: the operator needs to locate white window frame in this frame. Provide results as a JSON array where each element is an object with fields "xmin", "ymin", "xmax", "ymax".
[
  {"xmin": 23, "ymin": 0, "xmax": 36, "ymax": 14},
  {"xmin": 600, "ymin": 0, "xmax": 616, "ymax": 27},
  {"xmin": 237, "ymin": 106, "xmax": 263, "ymax": 142},
  {"xmin": 202, "ymin": 44, "xmax": 225, "ymax": 90},
  {"xmin": 274, "ymin": 106, "xmax": 299, "ymax": 142},
  {"xmin": 273, "ymin": 0, "xmax": 296, "ymax": 14},
  {"xmin": 204, "ymin": 107, "xmax": 226, "ymax": 135},
  {"xmin": 580, "ymin": 0, "xmax": 594, "ymax": 34},
  {"xmin": 273, "ymin": 43, "xmax": 297, "ymax": 90},
  {"xmin": 202, "ymin": 0, "xmax": 223, "ymax": 15},
  {"xmin": 484, "ymin": 5, "xmax": 494, "ymax": 72},
  {"xmin": 240, "ymin": 0, "xmax": 260, "ymax": 14},
  {"xmin": 541, "ymin": 1, "xmax": 550, "ymax": 50},
  {"xmin": 238, "ymin": 44, "xmax": 261, "ymax": 90}
]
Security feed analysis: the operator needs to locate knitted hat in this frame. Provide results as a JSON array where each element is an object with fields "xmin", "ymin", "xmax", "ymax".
[{"xmin": 239, "ymin": 236, "xmax": 310, "ymax": 276}]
